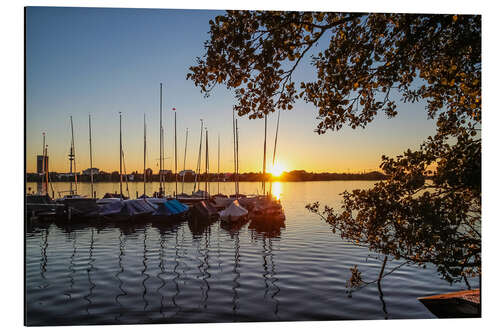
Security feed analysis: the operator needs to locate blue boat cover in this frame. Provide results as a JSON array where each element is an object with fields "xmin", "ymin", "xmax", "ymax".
[
  {"xmin": 165, "ymin": 199, "xmax": 189, "ymax": 215},
  {"xmin": 150, "ymin": 199, "xmax": 188, "ymax": 216}
]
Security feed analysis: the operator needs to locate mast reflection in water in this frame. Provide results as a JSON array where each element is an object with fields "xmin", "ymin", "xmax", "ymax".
[{"xmin": 25, "ymin": 181, "xmax": 477, "ymax": 325}]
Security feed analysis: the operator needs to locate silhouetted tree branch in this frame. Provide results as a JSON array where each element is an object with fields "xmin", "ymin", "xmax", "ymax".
[{"xmin": 189, "ymin": 11, "xmax": 481, "ymax": 286}]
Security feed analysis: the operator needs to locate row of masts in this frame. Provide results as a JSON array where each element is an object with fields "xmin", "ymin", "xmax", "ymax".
[
  {"xmin": 119, "ymin": 84, "xmax": 212, "ymax": 199},
  {"xmin": 40, "ymin": 83, "xmax": 281, "ymax": 200}
]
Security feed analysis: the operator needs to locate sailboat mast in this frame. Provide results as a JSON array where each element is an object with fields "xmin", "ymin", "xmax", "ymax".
[
  {"xmin": 182, "ymin": 128, "xmax": 188, "ymax": 194},
  {"xmin": 42, "ymin": 132, "xmax": 45, "ymax": 176},
  {"xmin": 159, "ymin": 83, "xmax": 163, "ymax": 196},
  {"xmin": 271, "ymin": 110, "xmax": 281, "ymax": 167},
  {"xmin": 69, "ymin": 124, "xmax": 73, "ymax": 195},
  {"xmin": 217, "ymin": 133, "xmax": 220, "ymax": 194},
  {"xmin": 161, "ymin": 126, "xmax": 165, "ymax": 195},
  {"xmin": 44, "ymin": 144, "xmax": 49, "ymax": 196},
  {"xmin": 263, "ymin": 113, "xmax": 267, "ymax": 196},
  {"xmin": 72, "ymin": 117, "xmax": 78, "ymax": 194},
  {"xmin": 88, "ymin": 114, "xmax": 94, "ymax": 198},
  {"xmin": 122, "ymin": 148, "xmax": 130, "ymax": 198},
  {"xmin": 42, "ymin": 132, "xmax": 49, "ymax": 196},
  {"xmin": 143, "ymin": 113, "xmax": 146, "ymax": 197},
  {"xmin": 270, "ymin": 109, "xmax": 281, "ymax": 194},
  {"xmin": 119, "ymin": 112, "xmax": 123, "ymax": 198},
  {"xmin": 235, "ymin": 118, "xmax": 240, "ymax": 198},
  {"xmin": 42, "ymin": 132, "xmax": 46, "ymax": 195},
  {"xmin": 174, "ymin": 107, "xmax": 178, "ymax": 197},
  {"xmin": 205, "ymin": 128, "xmax": 208, "ymax": 199},
  {"xmin": 194, "ymin": 119, "xmax": 203, "ymax": 193},
  {"xmin": 69, "ymin": 116, "xmax": 77, "ymax": 195},
  {"xmin": 232, "ymin": 110, "xmax": 237, "ymax": 196}
]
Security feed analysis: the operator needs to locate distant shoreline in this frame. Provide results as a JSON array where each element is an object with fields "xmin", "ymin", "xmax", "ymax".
[
  {"xmin": 26, "ymin": 179, "xmax": 384, "ymax": 183},
  {"xmin": 26, "ymin": 170, "xmax": 387, "ymax": 183}
]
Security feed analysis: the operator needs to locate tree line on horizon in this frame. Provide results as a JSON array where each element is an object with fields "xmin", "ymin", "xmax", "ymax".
[{"xmin": 26, "ymin": 169, "xmax": 387, "ymax": 183}]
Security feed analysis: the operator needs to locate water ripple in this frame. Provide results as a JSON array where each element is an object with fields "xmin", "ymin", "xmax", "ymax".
[{"xmin": 25, "ymin": 181, "xmax": 478, "ymax": 325}]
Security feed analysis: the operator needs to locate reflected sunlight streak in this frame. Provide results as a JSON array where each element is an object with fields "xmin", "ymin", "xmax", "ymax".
[{"xmin": 271, "ymin": 181, "xmax": 283, "ymax": 200}]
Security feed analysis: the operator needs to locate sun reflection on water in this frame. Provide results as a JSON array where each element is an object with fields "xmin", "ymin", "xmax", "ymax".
[{"xmin": 271, "ymin": 181, "xmax": 282, "ymax": 200}]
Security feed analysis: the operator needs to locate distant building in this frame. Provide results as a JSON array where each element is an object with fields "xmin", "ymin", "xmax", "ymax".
[
  {"xmin": 57, "ymin": 172, "xmax": 80, "ymax": 179},
  {"xmin": 128, "ymin": 174, "xmax": 134, "ymax": 181},
  {"xmin": 36, "ymin": 155, "xmax": 49, "ymax": 174},
  {"xmin": 179, "ymin": 169, "xmax": 195, "ymax": 177},
  {"xmin": 159, "ymin": 169, "xmax": 172, "ymax": 175},
  {"xmin": 82, "ymin": 167, "xmax": 99, "ymax": 176}
]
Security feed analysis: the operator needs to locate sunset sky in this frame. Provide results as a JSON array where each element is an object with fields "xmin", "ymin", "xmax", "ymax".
[{"xmin": 26, "ymin": 7, "xmax": 437, "ymax": 174}]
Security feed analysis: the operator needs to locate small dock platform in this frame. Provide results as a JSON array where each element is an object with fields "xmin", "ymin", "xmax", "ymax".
[{"xmin": 418, "ymin": 289, "xmax": 480, "ymax": 318}]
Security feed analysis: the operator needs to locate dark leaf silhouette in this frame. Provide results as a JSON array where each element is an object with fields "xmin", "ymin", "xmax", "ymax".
[{"xmin": 189, "ymin": 12, "xmax": 481, "ymax": 284}]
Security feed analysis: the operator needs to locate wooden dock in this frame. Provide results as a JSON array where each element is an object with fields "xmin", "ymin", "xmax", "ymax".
[{"xmin": 418, "ymin": 289, "xmax": 480, "ymax": 318}]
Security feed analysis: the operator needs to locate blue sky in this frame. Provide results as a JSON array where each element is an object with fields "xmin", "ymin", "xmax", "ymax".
[{"xmin": 26, "ymin": 6, "xmax": 437, "ymax": 173}]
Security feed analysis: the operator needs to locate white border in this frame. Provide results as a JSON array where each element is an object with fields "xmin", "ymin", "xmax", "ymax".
[{"xmin": 2, "ymin": 0, "xmax": 498, "ymax": 332}]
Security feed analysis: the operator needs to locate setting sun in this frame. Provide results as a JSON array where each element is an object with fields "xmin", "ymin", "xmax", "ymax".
[{"xmin": 270, "ymin": 163, "xmax": 286, "ymax": 177}]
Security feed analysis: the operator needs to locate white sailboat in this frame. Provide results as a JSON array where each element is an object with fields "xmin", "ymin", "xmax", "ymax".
[
  {"xmin": 220, "ymin": 199, "xmax": 248, "ymax": 223},
  {"xmin": 249, "ymin": 111, "xmax": 285, "ymax": 223}
]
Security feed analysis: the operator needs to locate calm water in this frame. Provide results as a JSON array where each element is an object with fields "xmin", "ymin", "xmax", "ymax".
[{"xmin": 25, "ymin": 181, "xmax": 477, "ymax": 325}]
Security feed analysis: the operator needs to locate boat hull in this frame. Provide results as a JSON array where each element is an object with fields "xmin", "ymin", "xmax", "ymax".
[
  {"xmin": 220, "ymin": 214, "xmax": 248, "ymax": 223},
  {"xmin": 418, "ymin": 289, "xmax": 480, "ymax": 318}
]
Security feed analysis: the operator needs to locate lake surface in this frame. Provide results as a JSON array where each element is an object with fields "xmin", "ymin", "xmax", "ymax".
[{"xmin": 25, "ymin": 181, "xmax": 477, "ymax": 325}]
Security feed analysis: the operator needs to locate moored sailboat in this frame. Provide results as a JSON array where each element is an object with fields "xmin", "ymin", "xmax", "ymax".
[
  {"xmin": 99, "ymin": 198, "xmax": 155, "ymax": 222},
  {"xmin": 144, "ymin": 198, "xmax": 189, "ymax": 222},
  {"xmin": 56, "ymin": 116, "xmax": 100, "ymax": 220},
  {"xmin": 220, "ymin": 199, "xmax": 248, "ymax": 223},
  {"xmin": 247, "ymin": 110, "xmax": 286, "ymax": 224},
  {"xmin": 96, "ymin": 112, "xmax": 154, "ymax": 222},
  {"xmin": 249, "ymin": 195, "xmax": 285, "ymax": 224},
  {"xmin": 190, "ymin": 200, "xmax": 219, "ymax": 223}
]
